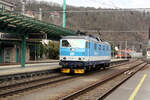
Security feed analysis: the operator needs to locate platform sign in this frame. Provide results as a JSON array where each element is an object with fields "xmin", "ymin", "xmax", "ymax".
[
  {"xmin": 0, "ymin": 33, "xmax": 21, "ymax": 39},
  {"xmin": 0, "ymin": 33, "xmax": 45, "ymax": 40}
]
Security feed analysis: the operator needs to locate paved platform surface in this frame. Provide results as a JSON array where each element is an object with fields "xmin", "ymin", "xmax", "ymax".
[
  {"xmin": 105, "ymin": 64, "xmax": 150, "ymax": 100},
  {"xmin": 0, "ymin": 59, "xmax": 127, "ymax": 77},
  {"xmin": 0, "ymin": 63, "xmax": 60, "ymax": 76}
]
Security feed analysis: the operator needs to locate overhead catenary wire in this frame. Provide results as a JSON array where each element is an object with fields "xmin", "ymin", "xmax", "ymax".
[
  {"xmin": 11, "ymin": 9, "xmax": 149, "ymax": 16},
  {"xmin": 14, "ymin": 0, "xmax": 150, "ymax": 15},
  {"xmin": 80, "ymin": 30, "xmax": 148, "ymax": 33}
]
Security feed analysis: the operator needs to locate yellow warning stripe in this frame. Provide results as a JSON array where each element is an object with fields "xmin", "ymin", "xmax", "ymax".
[
  {"xmin": 128, "ymin": 74, "xmax": 147, "ymax": 100},
  {"xmin": 61, "ymin": 68, "xmax": 70, "ymax": 73},
  {"xmin": 74, "ymin": 69, "xmax": 85, "ymax": 74}
]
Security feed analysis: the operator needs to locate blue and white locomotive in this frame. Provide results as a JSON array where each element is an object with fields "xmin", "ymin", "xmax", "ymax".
[{"xmin": 59, "ymin": 34, "xmax": 111, "ymax": 74}]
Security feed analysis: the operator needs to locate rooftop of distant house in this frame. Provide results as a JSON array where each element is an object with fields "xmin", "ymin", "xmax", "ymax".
[{"xmin": 0, "ymin": 0, "xmax": 15, "ymax": 7}]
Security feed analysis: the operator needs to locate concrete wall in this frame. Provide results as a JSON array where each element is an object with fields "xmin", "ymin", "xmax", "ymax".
[
  {"xmin": 26, "ymin": 46, "xmax": 30, "ymax": 62},
  {"xmin": 0, "ymin": 44, "xmax": 30, "ymax": 63}
]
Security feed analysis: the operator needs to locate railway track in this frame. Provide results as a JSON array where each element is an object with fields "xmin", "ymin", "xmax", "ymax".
[
  {"xmin": 0, "ymin": 59, "xmax": 130, "ymax": 84},
  {"xmin": 0, "ymin": 68, "xmax": 60, "ymax": 83},
  {"xmin": 61, "ymin": 61, "xmax": 146, "ymax": 100},
  {"xmin": 0, "ymin": 59, "xmax": 131, "ymax": 98},
  {"xmin": 0, "ymin": 59, "xmax": 129, "ymax": 83},
  {"xmin": 0, "ymin": 73, "xmax": 75, "ymax": 97}
]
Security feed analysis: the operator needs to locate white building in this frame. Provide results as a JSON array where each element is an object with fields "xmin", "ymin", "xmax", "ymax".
[{"xmin": 0, "ymin": 0, "xmax": 15, "ymax": 11}]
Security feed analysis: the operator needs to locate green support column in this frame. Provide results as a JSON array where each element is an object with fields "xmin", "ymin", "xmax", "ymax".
[
  {"xmin": 0, "ymin": 45, "xmax": 2, "ymax": 63},
  {"xmin": 62, "ymin": 0, "xmax": 66, "ymax": 28},
  {"xmin": 21, "ymin": 35, "xmax": 26, "ymax": 67},
  {"xmin": 35, "ymin": 45, "xmax": 36, "ymax": 61}
]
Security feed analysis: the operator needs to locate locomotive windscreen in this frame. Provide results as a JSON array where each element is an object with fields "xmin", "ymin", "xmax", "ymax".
[{"xmin": 61, "ymin": 39, "xmax": 85, "ymax": 48}]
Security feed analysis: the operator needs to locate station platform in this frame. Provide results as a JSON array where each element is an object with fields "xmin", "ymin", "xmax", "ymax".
[
  {"xmin": 0, "ymin": 62, "xmax": 60, "ymax": 77},
  {"xmin": 105, "ymin": 64, "xmax": 150, "ymax": 100},
  {"xmin": 0, "ymin": 59, "xmax": 127, "ymax": 77}
]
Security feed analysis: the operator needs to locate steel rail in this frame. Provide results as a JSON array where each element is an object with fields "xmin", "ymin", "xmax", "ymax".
[
  {"xmin": 61, "ymin": 61, "xmax": 145, "ymax": 100},
  {"xmin": 0, "ymin": 74, "xmax": 75, "ymax": 97},
  {"xmin": 97, "ymin": 63, "xmax": 147, "ymax": 100},
  {"xmin": 0, "ymin": 59, "xmax": 129, "ymax": 82},
  {"xmin": 0, "ymin": 59, "xmax": 130, "ymax": 98}
]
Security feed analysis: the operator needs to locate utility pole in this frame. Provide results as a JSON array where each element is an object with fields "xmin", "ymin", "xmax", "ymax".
[
  {"xmin": 39, "ymin": 8, "xmax": 42, "ymax": 21},
  {"xmin": 113, "ymin": 42, "xmax": 115, "ymax": 58},
  {"xmin": 62, "ymin": 0, "xmax": 66, "ymax": 28},
  {"xmin": 132, "ymin": 45, "xmax": 134, "ymax": 52},
  {"xmin": 22, "ymin": 1, "xmax": 25, "ymax": 15},
  {"xmin": 120, "ymin": 42, "xmax": 122, "ymax": 59},
  {"xmin": 125, "ymin": 41, "xmax": 128, "ymax": 59}
]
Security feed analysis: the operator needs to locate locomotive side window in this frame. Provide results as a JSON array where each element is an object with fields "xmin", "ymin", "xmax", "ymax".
[
  {"xmin": 62, "ymin": 40, "xmax": 70, "ymax": 47},
  {"xmin": 103, "ymin": 45, "xmax": 105, "ymax": 51},
  {"xmin": 99, "ymin": 45, "xmax": 101, "ymax": 50},
  {"xmin": 86, "ymin": 41, "xmax": 89, "ymax": 48},
  {"xmin": 94, "ymin": 43, "xmax": 97, "ymax": 50},
  {"xmin": 106, "ymin": 46, "xmax": 109, "ymax": 51}
]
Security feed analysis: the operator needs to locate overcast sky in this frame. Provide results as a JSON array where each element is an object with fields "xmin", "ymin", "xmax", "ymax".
[{"xmin": 36, "ymin": 0, "xmax": 150, "ymax": 8}]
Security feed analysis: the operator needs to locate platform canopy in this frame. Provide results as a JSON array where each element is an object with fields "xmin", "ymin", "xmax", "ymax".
[
  {"xmin": 0, "ymin": 9, "xmax": 76, "ymax": 40},
  {"xmin": 0, "ymin": 8, "xmax": 77, "ymax": 67}
]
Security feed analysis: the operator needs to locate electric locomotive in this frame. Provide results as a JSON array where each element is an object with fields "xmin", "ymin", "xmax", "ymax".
[{"xmin": 59, "ymin": 34, "xmax": 111, "ymax": 74}]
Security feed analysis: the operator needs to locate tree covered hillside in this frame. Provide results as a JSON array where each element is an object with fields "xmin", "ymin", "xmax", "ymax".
[{"xmin": 9, "ymin": 0, "xmax": 149, "ymax": 47}]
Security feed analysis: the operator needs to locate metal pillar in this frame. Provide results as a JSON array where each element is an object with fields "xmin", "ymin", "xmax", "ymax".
[
  {"xmin": 21, "ymin": 35, "xmax": 26, "ymax": 67},
  {"xmin": 0, "ymin": 44, "xmax": 2, "ymax": 63},
  {"xmin": 120, "ymin": 42, "xmax": 122, "ymax": 59},
  {"xmin": 39, "ymin": 8, "xmax": 42, "ymax": 21},
  {"xmin": 125, "ymin": 41, "xmax": 127, "ymax": 59},
  {"xmin": 35, "ymin": 44, "xmax": 37, "ymax": 61},
  {"xmin": 62, "ymin": 0, "xmax": 66, "ymax": 28},
  {"xmin": 113, "ymin": 42, "xmax": 115, "ymax": 58},
  {"xmin": 22, "ymin": 1, "xmax": 25, "ymax": 15}
]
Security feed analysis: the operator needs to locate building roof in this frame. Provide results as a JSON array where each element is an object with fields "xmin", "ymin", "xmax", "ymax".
[
  {"xmin": 0, "ymin": 0, "xmax": 15, "ymax": 7},
  {"xmin": 0, "ymin": 8, "xmax": 76, "ymax": 40}
]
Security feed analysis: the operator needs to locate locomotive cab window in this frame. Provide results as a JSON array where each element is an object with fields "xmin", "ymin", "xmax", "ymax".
[
  {"xmin": 62, "ymin": 40, "xmax": 70, "ymax": 47},
  {"xmin": 61, "ymin": 39, "xmax": 86, "ymax": 48}
]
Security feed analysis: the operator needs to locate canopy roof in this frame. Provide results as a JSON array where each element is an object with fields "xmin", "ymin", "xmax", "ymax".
[{"xmin": 0, "ymin": 9, "xmax": 76, "ymax": 40}]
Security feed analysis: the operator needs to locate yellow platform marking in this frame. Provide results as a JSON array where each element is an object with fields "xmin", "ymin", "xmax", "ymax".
[
  {"xmin": 61, "ymin": 68, "xmax": 70, "ymax": 73},
  {"xmin": 128, "ymin": 74, "xmax": 147, "ymax": 100}
]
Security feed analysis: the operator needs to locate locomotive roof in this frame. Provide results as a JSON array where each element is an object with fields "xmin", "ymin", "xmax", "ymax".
[
  {"xmin": 62, "ymin": 36, "xmax": 98, "ymax": 41},
  {"xmin": 61, "ymin": 36, "xmax": 110, "ymax": 45}
]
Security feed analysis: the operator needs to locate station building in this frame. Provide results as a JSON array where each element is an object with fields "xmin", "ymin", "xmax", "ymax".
[{"xmin": 0, "ymin": 0, "xmax": 41, "ymax": 64}]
